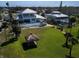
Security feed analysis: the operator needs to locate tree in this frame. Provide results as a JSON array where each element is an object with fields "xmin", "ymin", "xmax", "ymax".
[
  {"xmin": 69, "ymin": 16, "xmax": 76, "ymax": 24},
  {"xmin": 63, "ymin": 32, "xmax": 72, "ymax": 48},
  {"xmin": 5, "ymin": 2, "xmax": 21, "ymax": 39},
  {"xmin": 68, "ymin": 16, "xmax": 76, "ymax": 32},
  {"xmin": 11, "ymin": 20, "xmax": 21, "ymax": 39},
  {"xmin": 6, "ymin": 2, "xmax": 9, "ymax": 7},
  {"xmin": 63, "ymin": 32, "xmax": 78, "ymax": 58},
  {"xmin": 1, "ymin": 21, "xmax": 8, "ymax": 41}
]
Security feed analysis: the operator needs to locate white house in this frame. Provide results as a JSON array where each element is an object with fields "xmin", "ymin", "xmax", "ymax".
[
  {"xmin": 16, "ymin": 8, "xmax": 46, "ymax": 28},
  {"xmin": 46, "ymin": 11, "xmax": 69, "ymax": 26}
]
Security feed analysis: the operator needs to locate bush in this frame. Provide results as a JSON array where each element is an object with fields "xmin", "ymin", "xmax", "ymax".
[
  {"xmin": 1, "ymin": 21, "xmax": 8, "ymax": 28},
  {"xmin": 69, "ymin": 16, "xmax": 76, "ymax": 23}
]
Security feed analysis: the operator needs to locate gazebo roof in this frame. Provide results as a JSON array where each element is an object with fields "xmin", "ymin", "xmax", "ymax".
[{"xmin": 22, "ymin": 8, "xmax": 37, "ymax": 14}]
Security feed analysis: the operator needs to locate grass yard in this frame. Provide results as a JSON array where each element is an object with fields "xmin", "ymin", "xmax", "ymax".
[{"xmin": 0, "ymin": 27, "xmax": 79, "ymax": 58}]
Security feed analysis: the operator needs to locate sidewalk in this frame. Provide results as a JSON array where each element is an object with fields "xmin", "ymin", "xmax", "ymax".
[
  {"xmin": 45, "ymin": 24, "xmax": 53, "ymax": 27},
  {"xmin": 22, "ymin": 24, "xmax": 54, "ymax": 30}
]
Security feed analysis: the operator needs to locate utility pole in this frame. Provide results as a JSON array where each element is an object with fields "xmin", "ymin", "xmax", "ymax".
[{"xmin": 59, "ymin": 1, "xmax": 62, "ymax": 11}]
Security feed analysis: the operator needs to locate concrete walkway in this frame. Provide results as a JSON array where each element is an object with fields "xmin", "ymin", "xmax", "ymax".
[
  {"xmin": 45, "ymin": 24, "xmax": 53, "ymax": 27},
  {"xmin": 22, "ymin": 24, "xmax": 54, "ymax": 30}
]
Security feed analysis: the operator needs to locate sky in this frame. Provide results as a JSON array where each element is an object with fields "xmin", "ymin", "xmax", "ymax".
[{"xmin": 0, "ymin": 1, "xmax": 79, "ymax": 7}]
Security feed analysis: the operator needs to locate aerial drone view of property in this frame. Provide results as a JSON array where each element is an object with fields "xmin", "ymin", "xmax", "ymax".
[{"xmin": 0, "ymin": 1, "xmax": 79, "ymax": 58}]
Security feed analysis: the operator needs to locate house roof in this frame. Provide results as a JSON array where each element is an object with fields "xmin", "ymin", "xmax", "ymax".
[
  {"xmin": 52, "ymin": 11, "xmax": 61, "ymax": 14},
  {"xmin": 2, "ymin": 8, "xmax": 9, "ymax": 11},
  {"xmin": 22, "ymin": 8, "xmax": 37, "ymax": 14},
  {"xmin": 52, "ymin": 13, "xmax": 68, "ymax": 18},
  {"xmin": 47, "ymin": 11, "xmax": 68, "ymax": 18},
  {"xmin": 35, "ymin": 14, "xmax": 46, "ymax": 19}
]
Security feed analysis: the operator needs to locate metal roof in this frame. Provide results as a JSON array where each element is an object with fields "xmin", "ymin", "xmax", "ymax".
[
  {"xmin": 35, "ymin": 14, "xmax": 46, "ymax": 19},
  {"xmin": 22, "ymin": 8, "xmax": 37, "ymax": 14},
  {"xmin": 47, "ymin": 11, "xmax": 68, "ymax": 18},
  {"xmin": 51, "ymin": 11, "xmax": 68, "ymax": 17},
  {"xmin": 52, "ymin": 13, "xmax": 68, "ymax": 18}
]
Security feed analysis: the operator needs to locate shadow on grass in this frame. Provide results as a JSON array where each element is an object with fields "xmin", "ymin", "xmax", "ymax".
[
  {"xmin": 22, "ymin": 42, "xmax": 37, "ymax": 51},
  {"xmin": 65, "ymin": 55, "xmax": 75, "ymax": 58},
  {"xmin": 62, "ymin": 43, "xmax": 71, "ymax": 49},
  {"xmin": 0, "ymin": 38, "xmax": 17, "ymax": 47}
]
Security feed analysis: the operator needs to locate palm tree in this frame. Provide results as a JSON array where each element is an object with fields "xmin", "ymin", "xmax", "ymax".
[{"xmin": 63, "ymin": 32, "xmax": 72, "ymax": 48}]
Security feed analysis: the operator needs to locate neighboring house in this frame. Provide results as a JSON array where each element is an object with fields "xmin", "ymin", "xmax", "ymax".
[
  {"xmin": 16, "ymin": 8, "xmax": 46, "ymax": 28},
  {"xmin": 46, "ymin": 11, "xmax": 69, "ymax": 26}
]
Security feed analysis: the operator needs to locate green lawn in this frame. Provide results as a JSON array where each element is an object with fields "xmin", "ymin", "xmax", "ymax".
[{"xmin": 0, "ymin": 27, "xmax": 79, "ymax": 58}]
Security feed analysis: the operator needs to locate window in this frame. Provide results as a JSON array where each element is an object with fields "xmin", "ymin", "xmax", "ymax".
[
  {"xmin": 56, "ymin": 17, "xmax": 68, "ymax": 19},
  {"xmin": 18, "ymin": 15, "xmax": 22, "ymax": 19},
  {"xmin": 24, "ymin": 19, "xmax": 30, "ymax": 23},
  {"xmin": 23, "ymin": 14, "xmax": 29, "ymax": 18},
  {"xmin": 36, "ymin": 19, "xmax": 40, "ymax": 22},
  {"xmin": 19, "ymin": 20, "xmax": 24, "ymax": 24},
  {"xmin": 31, "ymin": 19, "xmax": 36, "ymax": 23},
  {"xmin": 30, "ymin": 14, "xmax": 35, "ymax": 17}
]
